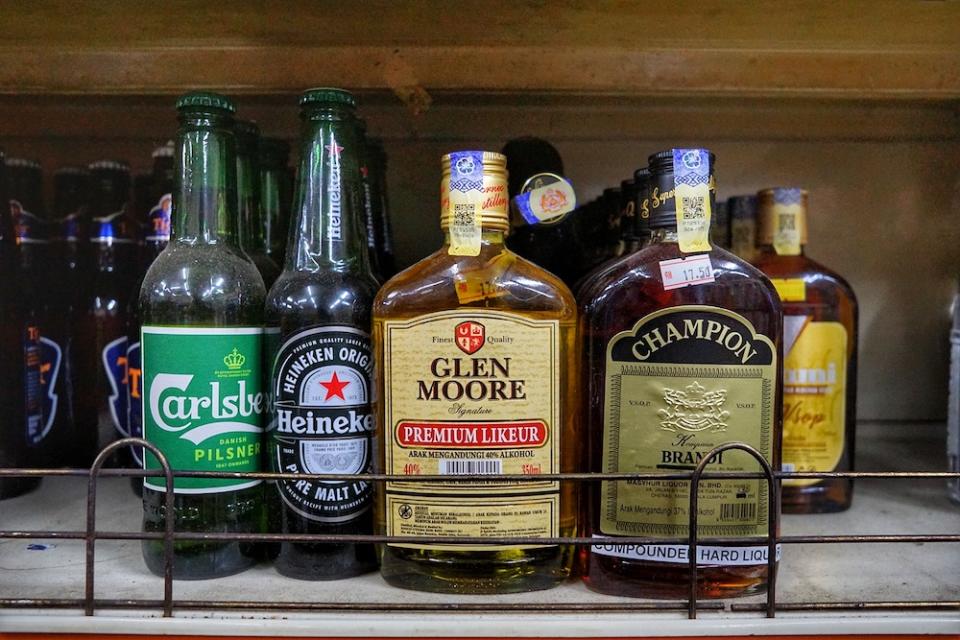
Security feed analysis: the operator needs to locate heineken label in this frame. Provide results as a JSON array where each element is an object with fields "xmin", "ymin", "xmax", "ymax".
[
  {"xmin": 269, "ymin": 326, "xmax": 374, "ymax": 523},
  {"xmin": 141, "ymin": 326, "xmax": 264, "ymax": 494}
]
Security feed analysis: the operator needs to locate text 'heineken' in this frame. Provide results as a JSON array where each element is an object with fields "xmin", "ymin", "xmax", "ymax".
[
  {"xmin": 139, "ymin": 92, "xmax": 267, "ymax": 579},
  {"xmin": 265, "ymin": 88, "xmax": 379, "ymax": 580}
]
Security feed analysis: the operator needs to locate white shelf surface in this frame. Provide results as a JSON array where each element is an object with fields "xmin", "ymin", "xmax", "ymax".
[{"xmin": 1, "ymin": 422, "xmax": 958, "ymax": 637}]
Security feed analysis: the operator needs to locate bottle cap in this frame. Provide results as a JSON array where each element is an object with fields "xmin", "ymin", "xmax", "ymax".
[
  {"xmin": 300, "ymin": 88, "xmax": 357, "ymax": 108},
  {"xmin": 5, "ymin": 157, "xmax": 41, "ymax": 170},
  {"xmin": 440, "ymin": 150, "xmax": 509, "ymax": 236},
  {"xmin": 54, "ymin": 165, "xmax": 90, "ymax": 176},
  {"xmin": 757, "ymin": 187, "xmax": 809, "ymax": 253},
  {"xmin": 152, "ymin": 141, "xmax": 175, "ymax": 158},
  {"xmin": 646, "ymin": 148, "xmax": 717, "ymax": 231},
  {"xmin": 88, "ymin": 159, "xmax": 131, "ymax": 173},
  {"xmin": 175, "ymin": 91, "xmax": 236, "ymax": 113}
]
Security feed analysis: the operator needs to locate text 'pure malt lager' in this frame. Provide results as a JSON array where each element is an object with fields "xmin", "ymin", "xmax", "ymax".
[
  {"xmin": 580, "ymin": 149, "xmax": 783, "ymax": 599},
  {"xmin": 139, "ymin": 92, "xmax": 266, "ymax": 579},
  {"xmin": 266, "ymin": 88, "xmax": 379, "ymax": 580},
  {"xmin": 373, "ymin": 150, "xmax": 579, "ymax": 594},
  {"xmin": 753, "ymin": 188, "xmax": 858, "ymax": 513}
]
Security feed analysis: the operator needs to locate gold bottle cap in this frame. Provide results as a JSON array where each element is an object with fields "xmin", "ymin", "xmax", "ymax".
[
  {"xmin": 757, "ymin": 187, "xmax": 808, "ymax": 255},
  {"xmin": 440, "ymin": 151, "xmax": 510, "ymax": 234}
]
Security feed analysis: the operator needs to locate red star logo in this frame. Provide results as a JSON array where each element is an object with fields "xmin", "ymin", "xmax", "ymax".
[
  {"xmin": 319, "ymin": 371, "xmax": 350, "ymax": 401},
  {"xmin": 325, "ymin": 142, "xmax": 344, "ymax": 156}
]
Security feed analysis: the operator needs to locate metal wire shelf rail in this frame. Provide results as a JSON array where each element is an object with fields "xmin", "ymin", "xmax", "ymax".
[{"xmin": 0, "ymin": 438, "xmax": 957, "ymax": 620}]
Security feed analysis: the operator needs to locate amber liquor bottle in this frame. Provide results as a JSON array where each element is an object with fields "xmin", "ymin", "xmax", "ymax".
[
  {"xmin": 373, "ymin": 151, "xmax": 579, "ymax": 593},
  {"xmin": 580, "ymin": 149, "xmax": 783, "ymax": 599},
  {"xmin": 753, "ymin": 188, "xmax": 858, "ymax": 513}
]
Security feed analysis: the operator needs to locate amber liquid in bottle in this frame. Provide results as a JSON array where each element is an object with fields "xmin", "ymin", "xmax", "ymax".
[
  {"xmin": 373, "ymin": 152, "xmax": 579, "ymax": 594},
  {"xmin": 753, "ymin": 188, "xmax": 858, "ymax": 513},
  {"xmin": 581, "ymin": 150, "xmax": 782, "ymax": 599}
]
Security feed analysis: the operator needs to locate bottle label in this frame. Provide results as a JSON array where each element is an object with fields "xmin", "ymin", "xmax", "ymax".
[
  {"xmin": 446, "ymin": 151, "xmax": 485, "ymax": 257},
  {"xmin": 61, "ymin": 212, "xmax": 83, "ymax": 242},
  {"xmin": 672, "ymin": 149, "xmax": 712, "ymax": 254},
  {"xmin": 23, "ymin": 324, "xmax": 44, "ymax": 446},
  {"xmin": 326, "ymin": 135, "xmax": 345, "ymax": 242},
  {"xmin": 359, "ymin": 166, "xmax": 379, "ymax": 250},
  {"xmin": 770, "ymin": 189, "xmax": 805, "ymax": 256},
  {"xmin": 591, "ymin": 535, "xmax": 782, "ymax": 565},
  {"xmin": 37, "ymin": 336, "xmax": 63, "ymax": 445},
  {"xmin": 730, "ymin": 219, "xmax": 757, "ymax": 262},
  {"xmin": 771, "ymin": 278, "xmax": 807, "ymax": 302},
  {"xmin": 102, "ymin": 336, "xmax": 129, "ymax": 439},
  {"xmin": 127, "ymin": 339, "xmax": 144, "ymax": 466},
  {"xmin": 269, "ymin": 326, "xmax": 375, "ymax": 523},
  {"xmin": 141, "ymin": 326, "xmax": 264, "ymax": 494},
  {"xmin": 600, "ymin": 306, "xmax": 777, "ymax": 542},
  {"xmin": 382, "ymin": 310, "xmax": 561, "ymax": 550},
  {"xmin": 10, "ymin": 201, "xmax": 47, "ymax": 245},
  {"xmin": 145, "ymin": 194, "xmax": 172, "ymax": 243},
  {"xmin": 91, "ymin": 210, "xmax": 134, "ymax": 245},
  {"xmin": 659, "ymin": 255, "xmax": 715, "ymax": 291},
  {"xmin": 513, "ymin": 174, "xmax": 577, "ymax": 226},
  {"xmin": 781, "ymin": 316, "xmax": 847, "ymax": 486}
]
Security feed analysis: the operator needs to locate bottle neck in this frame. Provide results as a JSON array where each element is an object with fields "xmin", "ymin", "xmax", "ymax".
[
  {"xmin": 260, "ymin": 166, "xmax": 284, "ymax": 254},
  {"xmin": 237, "ymin": 144, "xmax": 266, "ymax": 253},
  {"xmin": 173, "ymin": 114, "xmax": 240, "ymax": 246},
  {"xmin": 441, "ymin": 228, "xmax": 507, "ymax": 251},
  {"xmin": 285, "ymin": 110, "xmax": 371, "ymax": 273}
]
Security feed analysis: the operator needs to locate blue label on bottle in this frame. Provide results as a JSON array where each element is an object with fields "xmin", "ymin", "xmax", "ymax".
[
  {"xmin": 37, "ymin": 336, "xmax": 63, "ymax": 445},
  {"xmin": 61, "ymin": 212, "xmax": 83, "ymax": 242},
  {"xmin": 448, "ymin": 151, "xmax": 484, "ymax": 192},
  {"xmin": 23, "ymin": 324, "xmax": 44, "ymax": 446},
  {"xmin": 144, "ymin": 194, "xmax": 172, "ymax": 243},
  {"xmin": 102, "ymin": 336, "xmax": 129, "ymax": 438},
  {"xmin": 126, "ymin": 339, "xmax": 143, "ymax": 466}
]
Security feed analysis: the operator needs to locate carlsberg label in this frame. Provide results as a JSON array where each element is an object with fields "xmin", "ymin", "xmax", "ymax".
[{"xmin": 141, "ymin": 326, "xmax": 265, "ymax": 493}]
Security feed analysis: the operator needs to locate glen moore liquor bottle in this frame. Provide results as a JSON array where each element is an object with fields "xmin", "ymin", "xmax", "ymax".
[
  {"xmin": 373, "ymin": 151, "xmax": 579, "ymax": 593},
  {"xmin": 753, "ymin": 188, "xmax": 858, "ymax": 513},
  {"xmin": 581, "ymin": 149, "xmax": 783, "ymax": 599},
  {"xmin": 266, "ymin": 89, "xmax": 379, "ymax": 580},
  {"xmin": 139, "ymin": 93, "xmax": 267, "ymax": 579}
]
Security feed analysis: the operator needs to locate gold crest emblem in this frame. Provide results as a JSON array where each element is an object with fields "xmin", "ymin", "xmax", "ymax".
[{"xmin": 659, "ymin": 381, "xmax": 729, "ymax": 433}]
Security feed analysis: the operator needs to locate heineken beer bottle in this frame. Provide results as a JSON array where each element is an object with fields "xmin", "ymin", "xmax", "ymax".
[
  {"xmin": 140, "ymin": 93, "xmax": 266, "ymax": 579},
  {"xmin": 266, "ymin": 89, "xmax": 379, "ymax": 579}
]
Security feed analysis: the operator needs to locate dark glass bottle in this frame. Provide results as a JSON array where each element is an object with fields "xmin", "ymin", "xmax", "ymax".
[
  {"xmin": 140, "ymin": 93, "xmax": 265, "ymax": 580},
  {"xmin": 0, "ymin": 150, "xmax": 42, "ymax": 498},
  {"xmin": 265, "ymin": 88, "xmax": 379, "ymax": 580},
  {"xmin": 753, "ymin": 188, "xmax": 858, "ymax": 513},
  {"xmin": 74, "ymin": 161, "xmax": 135, "ymax": 467},
  {"xmin": 356, "ymin": 119, "xmax": 384, "ymax": 281},
  {"xmin": 126, "ymin": 143, "xmax": 174, "ymax": 495},
  {"xmin": 368, "ymin": 138, "xmax": 396, "ymax": 278},
  {"xmin": 235, "ymin": 119, "xmax": 281, "ymax": 290},
  {"xmin": 7, "ymin": 157, "xmax": 68, "ymax": 469},
  {"xmin": 259, "ymin": 137, "xmax": 292, "ymax": 266},
  {"xmin": 581, "ymin": 149, "xmax": 783, "ymax": 599}
]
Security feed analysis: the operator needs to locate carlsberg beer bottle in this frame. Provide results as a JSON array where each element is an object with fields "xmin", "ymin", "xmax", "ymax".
[
  {"xmin": 140, "ymin": 93, "xmax": 266, "ymax": 579},
  {"xmin": 266, "ymin": 89, "xmax": 379, "ymax": 579}
]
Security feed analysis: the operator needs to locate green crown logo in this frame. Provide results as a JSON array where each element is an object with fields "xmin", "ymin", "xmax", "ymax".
[{"xmin": 223, "ymin": 347, "xmax": 246, "ymax": 370}]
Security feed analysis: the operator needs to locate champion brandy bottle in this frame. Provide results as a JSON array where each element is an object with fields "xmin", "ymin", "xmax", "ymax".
[{"xmin": 581, "ymin": 149, "xmax": 783, "ymax": 599}]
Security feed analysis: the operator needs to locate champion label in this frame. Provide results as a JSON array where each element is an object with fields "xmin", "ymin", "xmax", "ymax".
[
  {"xmin": 141, "ymin": 326, "xmax": 264, "ymax": 494},
  {"xmin": 103, "ymin": 336, "xmax": 129, "ymax": 438},
  {"xmin": 270, "ymin": 326, "xmax": 374, "ymax": 523}
]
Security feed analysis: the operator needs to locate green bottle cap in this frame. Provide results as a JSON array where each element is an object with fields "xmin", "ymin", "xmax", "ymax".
[
  {"xmin": 300, "ymin": 88, "xmax": 357, "ymax": 108},
  {"xmin": 175, "ymin": 91, "xmax": 236, "ymax": 114}
]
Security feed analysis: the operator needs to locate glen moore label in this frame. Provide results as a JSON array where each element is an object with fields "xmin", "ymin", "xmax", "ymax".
[
  {"xmin": 383, "ymin": 310, "xmax": 560, "ymax": 551},
  {"xmin": 269, "ymin": 326, "xmax": 374, "ymax": 523},
  {"xmin": 600, "ymin": 305, "xmax": 777, "ymax": 541},
  {"xmin": 141, "ymin": 326, "xmax": 264, "ymax": 494}
]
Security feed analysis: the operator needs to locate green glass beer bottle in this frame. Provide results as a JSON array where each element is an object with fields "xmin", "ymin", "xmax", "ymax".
[
  {"xmin": 266, "ymin": 89, "xmax": 379, "ymax": 580},
  {"xmin": 259, "ymin": 137, "xmax": 292, "ymax": 266},
  {"xmin": 139, "ymin": 93, "xmax": 267, "ymax": 579},
  {"xmin": 235, "ymin": 119, "xmax": 281, "ymax": 290}
]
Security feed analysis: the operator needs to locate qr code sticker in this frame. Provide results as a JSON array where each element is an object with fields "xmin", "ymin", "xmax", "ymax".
[
  {"xmin": 454, "ymin": 203, "xmax": 475, "ymax": 226},
  {"xmin": 681, "ymin": 196, "xmax": 705, "ymax": 219}
]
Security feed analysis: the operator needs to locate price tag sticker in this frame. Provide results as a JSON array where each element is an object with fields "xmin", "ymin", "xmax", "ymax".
[{"xmin": 659, "ymin": 254, "xmax": 716, "ymax": 291}]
